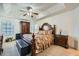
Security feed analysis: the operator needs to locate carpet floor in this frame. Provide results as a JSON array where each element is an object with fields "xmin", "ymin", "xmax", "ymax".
[
  {"xmin": 36, "ymin": 45, "xmax": 79, "ymax": 56},
  {"xmin": 1, "ymin": 41, "xmax": 79, "ymax": 56}
]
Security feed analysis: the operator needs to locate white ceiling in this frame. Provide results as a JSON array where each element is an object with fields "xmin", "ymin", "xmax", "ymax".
[{"xmin": 0, "ymin": 3, "xmax": 79, "ymax": 21}]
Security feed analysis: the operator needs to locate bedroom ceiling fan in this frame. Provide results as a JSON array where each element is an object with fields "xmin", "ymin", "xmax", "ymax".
[{"xmin": 20, "ymin": 6, "xmax": 39, "ymax": 17}]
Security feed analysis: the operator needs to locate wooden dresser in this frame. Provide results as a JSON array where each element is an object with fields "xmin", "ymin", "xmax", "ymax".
[{"xmin": 54, "ymin": 34, "xmax": 69, "ymax": 48}]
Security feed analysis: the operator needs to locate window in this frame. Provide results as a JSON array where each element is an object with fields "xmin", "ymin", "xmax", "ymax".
[{"xmin": 1, "ymin": 21, "xmax": 14, "ymax": 36}]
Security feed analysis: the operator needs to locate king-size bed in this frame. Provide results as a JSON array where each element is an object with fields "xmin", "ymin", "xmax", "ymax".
[{"xmin": 17, "ymin": 23, "xmax": 56, "ymax": 55}]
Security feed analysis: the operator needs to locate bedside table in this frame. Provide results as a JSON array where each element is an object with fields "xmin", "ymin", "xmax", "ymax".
[{"xmin": 54, "ymin": 35, "xmax": 69, "ymax": 48}]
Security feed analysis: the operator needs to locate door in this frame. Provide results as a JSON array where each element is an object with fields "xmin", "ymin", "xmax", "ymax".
[{"xmin": 20, "ymin": 21, "xmax": 30, "ymax": 34}]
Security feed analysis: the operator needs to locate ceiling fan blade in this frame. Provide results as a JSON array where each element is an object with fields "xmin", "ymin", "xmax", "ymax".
[
  {"xmin": 31, "ymin": 12, "xmax": 38, "ymax": 15},
  {"xmin": 23, "ymin": 13, "xmax": 27, "ymax": 16},
  {"xmin": 33, "ymin": 12, "xmax": 38, "ymax": 15},
  {"xmin": 20, "ymin": 9, "xmax": 26, "ymax": 12}
]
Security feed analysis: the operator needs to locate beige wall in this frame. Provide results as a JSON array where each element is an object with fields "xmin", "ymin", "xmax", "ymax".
[{"xmin": 36, "ymin": 10, "xmax": 73, "ymax": 36}]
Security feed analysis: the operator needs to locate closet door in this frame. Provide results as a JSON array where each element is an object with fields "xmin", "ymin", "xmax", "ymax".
[{"xmin": 20, "ymin": 21, "xmax": 30, "ymax": 34}]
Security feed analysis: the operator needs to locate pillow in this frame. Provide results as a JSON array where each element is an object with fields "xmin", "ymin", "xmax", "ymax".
[
  {"xmin": 47, "ymin": 30, "xmax": 52, "ymax": 34},
  {"xmin": 38, "ymin": 30, "xmax": 46, "ymax": 35},
  {"xmin": 23, "ymin": 34, "xmax": 32, "ymax": 39}
]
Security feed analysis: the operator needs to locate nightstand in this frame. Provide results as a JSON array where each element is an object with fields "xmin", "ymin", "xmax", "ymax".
[{"xmin": 54, "ymin": 34, "xmax": 69, "ymax": 48}]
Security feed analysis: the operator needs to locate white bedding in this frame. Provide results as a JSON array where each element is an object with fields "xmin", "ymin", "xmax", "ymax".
[
  {"xmin": 23, "ymin": 34, "xmax": 32, "ymax": 40},
  {"xmin": 22, "ymin": 34, "xmax": 32, "ymax": 44}
]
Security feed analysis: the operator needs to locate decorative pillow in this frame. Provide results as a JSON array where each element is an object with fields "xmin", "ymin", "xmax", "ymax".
[
  {"xmin": 38, "ymin": 30, "xmax": 46, "ymax": 35},
  {"xmin": 45, "ymin": 31, "xmax": 48, "ymax": 35}
]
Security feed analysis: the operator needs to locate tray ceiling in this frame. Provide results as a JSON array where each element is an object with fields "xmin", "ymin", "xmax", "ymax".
[{"xmin": 0, "ymin": 3, "xmax": 79, "ymax": 21}]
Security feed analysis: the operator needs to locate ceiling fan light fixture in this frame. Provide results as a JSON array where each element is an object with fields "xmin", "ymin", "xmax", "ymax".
[
  {"xmin": 29, "ymin": 8, "xmax": 32, "ymax": 12},
  {"xmin": 27, "ymin": 12, "xmax": 30, "ymax": 16},
  {"xmin": 20, "ymin": 6, "xmax": 38, "ymax": 17},
  {"xmin": 27, "ymin": 12, "xmax": 32, "ymax": 16},
  {"xmin": 26, "ymin": 6, "xmax": 33, "ymax": 12}
]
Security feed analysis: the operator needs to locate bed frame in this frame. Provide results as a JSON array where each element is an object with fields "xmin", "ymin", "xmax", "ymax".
[{"xmin": 31, "ymin": 23, "xmax": 56, "ymax": 56}]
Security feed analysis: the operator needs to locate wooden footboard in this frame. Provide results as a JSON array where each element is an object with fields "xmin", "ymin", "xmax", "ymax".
[{"xmin": 31, "ymin": 33, "xmax": 36, "ymax": 56}]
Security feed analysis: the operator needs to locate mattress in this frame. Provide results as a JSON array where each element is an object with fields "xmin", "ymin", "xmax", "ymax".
[{"xmin": 22, "ymin": 34, "xmax": 32, "ymax": 44}]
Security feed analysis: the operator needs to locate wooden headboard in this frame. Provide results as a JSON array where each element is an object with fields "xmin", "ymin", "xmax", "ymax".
[{"xmin": 39, "ymin": 23, "xmax": 56, "ymax": 36}]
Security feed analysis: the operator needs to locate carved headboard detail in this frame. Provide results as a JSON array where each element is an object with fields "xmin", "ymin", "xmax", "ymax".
[
  {"xmin": 39, "ymin": 23, "xmax": 56, "ymax": 35},
  {"xmin": 39, "ymin": 23, "xmax": 52, "ymax": 30}
]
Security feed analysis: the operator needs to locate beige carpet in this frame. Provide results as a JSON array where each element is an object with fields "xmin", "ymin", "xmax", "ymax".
[
  {"xmin": 36, "ymin": 45, "xmax": 79, "ymax": 56},
  {"xmin": 1, "ymin": 41, "xmax": 31, "ymax": 56},
  {"xmin": 2, "ymin": 41, "xmax": 19, "ymax": 56}
]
